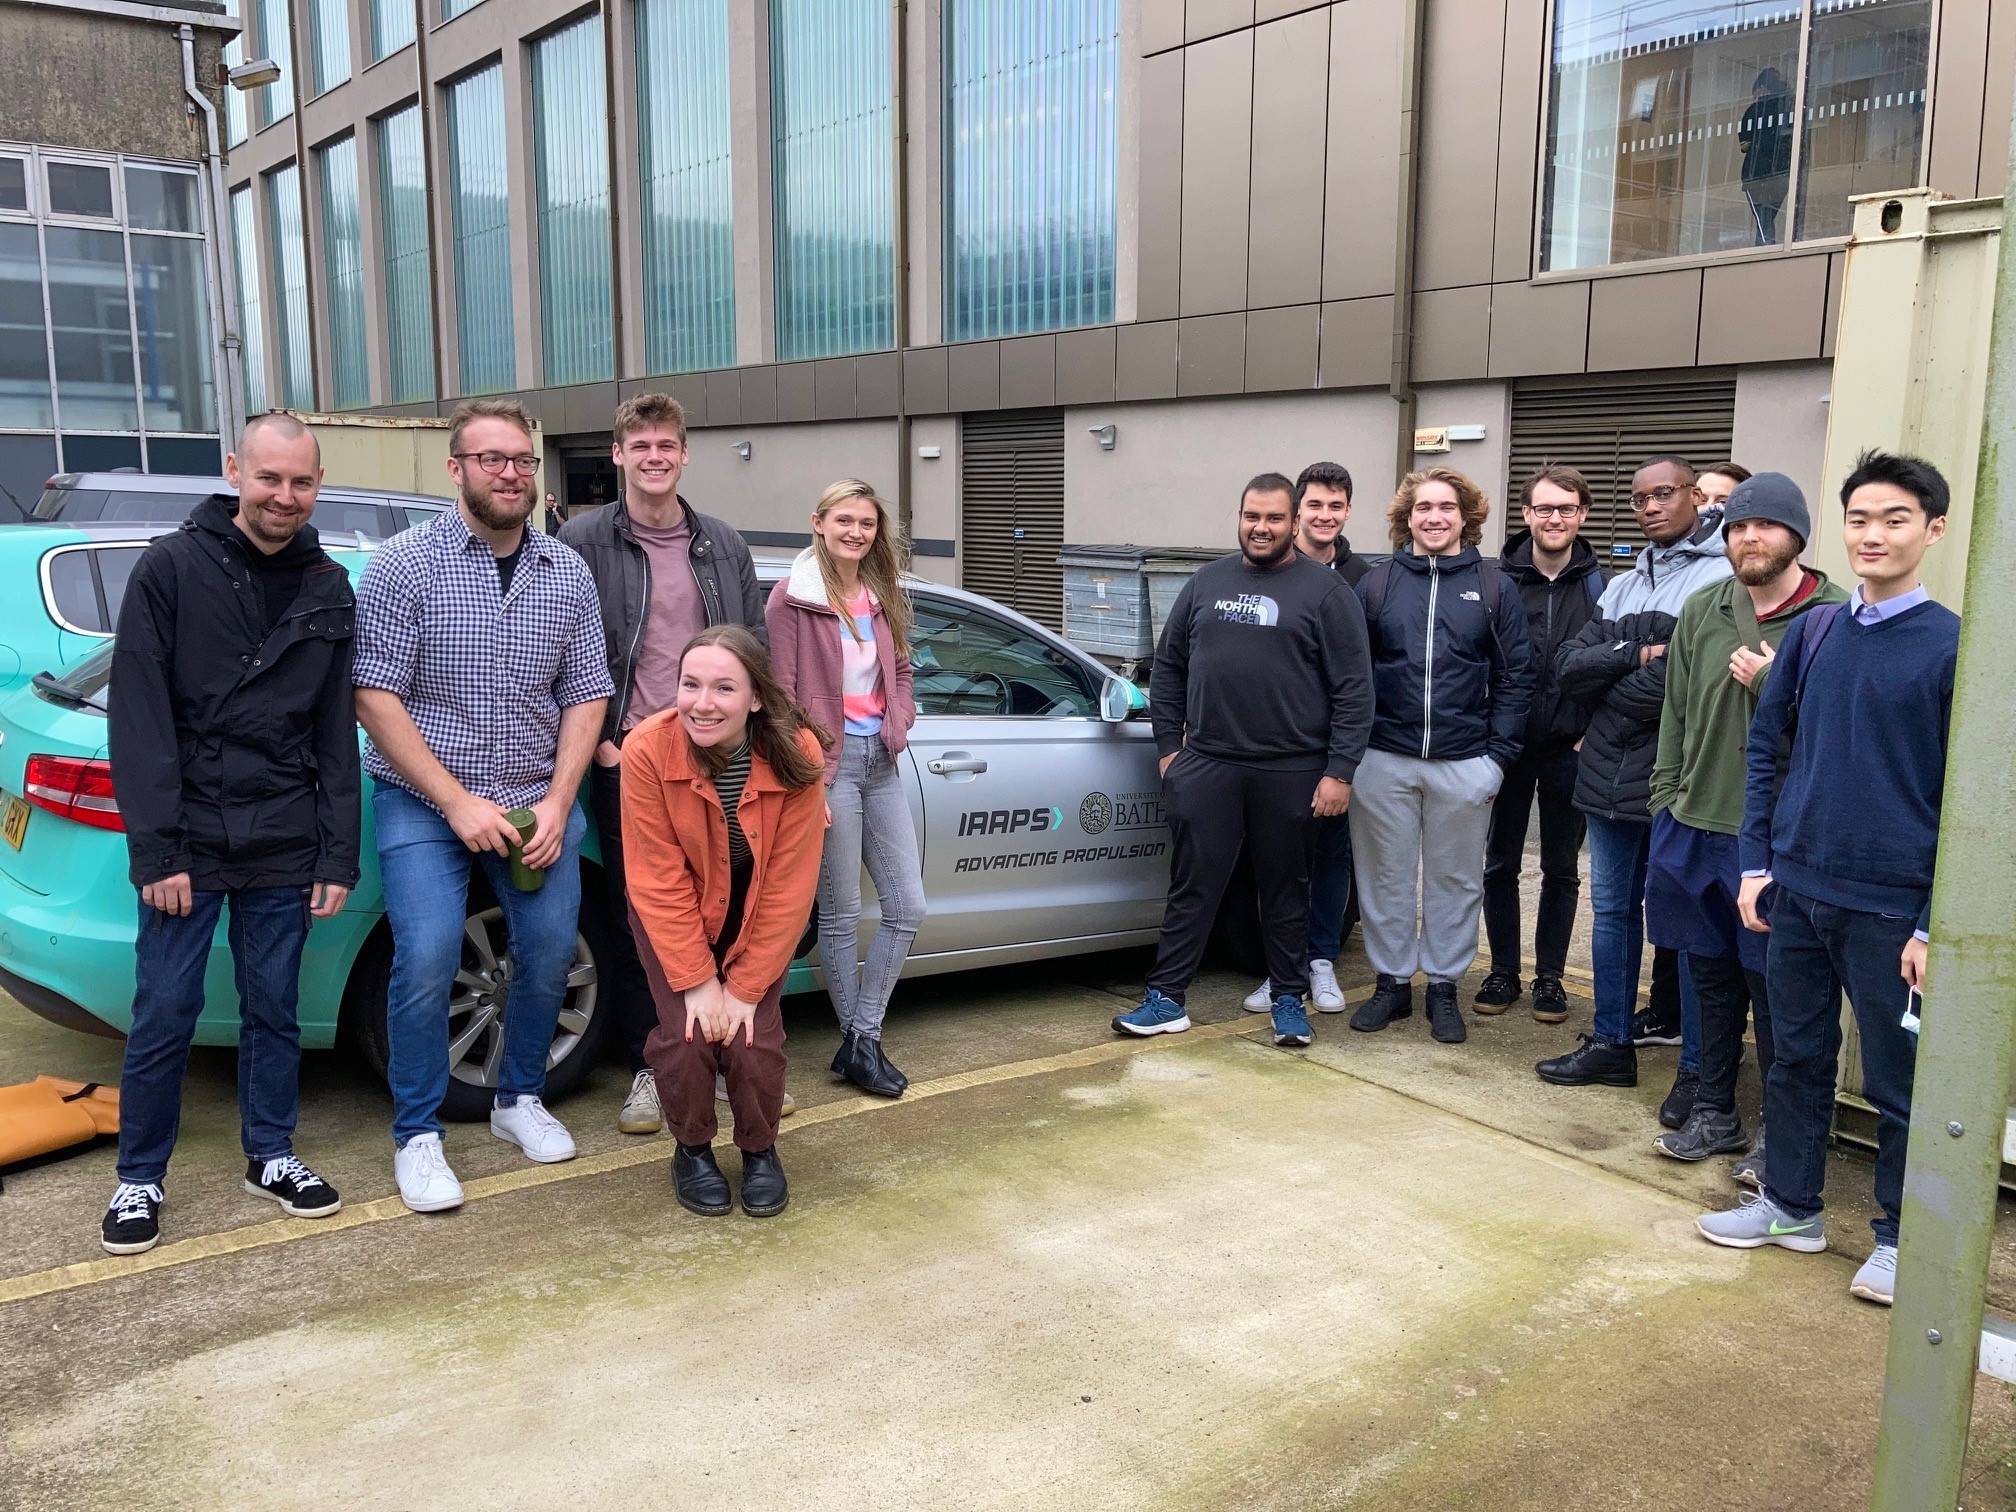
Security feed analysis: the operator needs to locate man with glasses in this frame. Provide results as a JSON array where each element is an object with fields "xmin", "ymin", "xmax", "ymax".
[
  {"xmin": 1475, "ymin": 466, "xmax": 1604, "ymax": 1025},
  {"xmin": 355, "ymin": 398, "xmax": 613, "ymax": 1214},
  {"xmin": 1541, "ymin": 457, "xmax": 1731, "ymax": 1110},
  {"xmin": 558, "ymin": 392, "xmax": 770, "ymax": 1137}
]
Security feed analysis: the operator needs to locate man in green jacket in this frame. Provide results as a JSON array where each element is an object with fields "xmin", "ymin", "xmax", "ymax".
[{"xmin": 1645, "ymin": 473, "xmax": 1848, "ymax": 1169}]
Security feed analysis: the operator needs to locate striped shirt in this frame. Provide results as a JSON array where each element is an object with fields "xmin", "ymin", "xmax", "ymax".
[{"xmin": 715, "ymin": 740, "xmax": 753, "ymax": 869}]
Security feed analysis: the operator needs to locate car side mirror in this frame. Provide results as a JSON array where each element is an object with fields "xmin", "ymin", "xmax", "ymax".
[{"xmin": 1100, "ymin": 677, "xmax": 1133, "ymax": 724}]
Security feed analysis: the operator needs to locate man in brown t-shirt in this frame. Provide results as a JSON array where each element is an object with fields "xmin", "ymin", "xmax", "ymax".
[{"xmin": 557, "ymin": 393, "xmax": 769, "ymax": 1135}]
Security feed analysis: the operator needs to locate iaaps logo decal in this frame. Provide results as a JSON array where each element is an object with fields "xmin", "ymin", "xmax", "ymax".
[{"xmin": 957, "ymin": 806, "xmax": 1066, "ymax": 838}]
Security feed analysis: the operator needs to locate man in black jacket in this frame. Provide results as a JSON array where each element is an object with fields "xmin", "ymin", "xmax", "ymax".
[
  {"xmin": 556, "ymin": 392, "xmax": 772, "ymax": 1136},
  {"xmin": 100, "ymin": 414, "xmax": 360, "ymax": 1255},
  {"xmin": 1476, "ymin": 466, "xmax": 1602, "ymax": 1023}
]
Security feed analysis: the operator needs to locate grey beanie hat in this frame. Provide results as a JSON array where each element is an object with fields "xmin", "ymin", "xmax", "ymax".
[{"xmin": 1720, "ymin": 471, "xmax": 1810, "ymax": 549}]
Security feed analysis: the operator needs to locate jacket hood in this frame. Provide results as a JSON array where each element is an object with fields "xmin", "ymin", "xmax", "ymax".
[
  {"xmin": 190, "ymin": 493, "xmax": 326, "ymax": 568},
  {"xmin": 1389, "ymin": 542, "xmax": 1482, "ymax": 575},
  {"xmin": 783, "ymin": 546, "xmax": 880, "ymax": 615},
  {"xmin": 1501, "ymin": 530, "xmax": 1600, "ymax": 583},
  {"xmin": 1629, "ymin": 506, "xmax": 1726, "ymax": 578}
]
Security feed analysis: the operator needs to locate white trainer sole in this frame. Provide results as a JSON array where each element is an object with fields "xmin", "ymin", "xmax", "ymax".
[
  {"xmin": 243, "ymin": 1179, "xmax": 342, "ymax": 1218},
  {"xmin": 1114, "ymin": 1014, "xmax": 1192, "ymax": 1037},
  {"xmin": 490, "ymin": 1123, "xmax": 577, "ymax": 1165},
  {"xmin": 398, "ymin": 1186, "xmax": 464, "ymax": 1214},
  {"xmin": 1695, "ymin": 1218, "xmax": 1826, "ymax": 1254},
  {"xmin": 100, "ymin": 1233, "xmax": 160, "ymax": 1256}
]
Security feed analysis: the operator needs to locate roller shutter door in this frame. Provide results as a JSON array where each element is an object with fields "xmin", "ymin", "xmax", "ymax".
[
  {"xmin": 960, "ymin": 408, "xmax": 1064, "ymax": 628},
  {"xmin": 1507, "ymin": 371, "xmax": 1738, "ymax": 563}
]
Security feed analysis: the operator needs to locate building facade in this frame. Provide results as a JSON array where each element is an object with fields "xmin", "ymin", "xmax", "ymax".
[
  {"xmin": 222, "ymin": 0, "xmax": 2004, "ymax": 620},
  {"xmin": 0, "ymin": 0, "xmax": 239, "ymax": 517}
]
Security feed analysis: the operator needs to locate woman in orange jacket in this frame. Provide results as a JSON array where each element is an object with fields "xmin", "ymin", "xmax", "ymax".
[{"xmin": 621, "ymin": 624, "xmax": 828, "ymax": 1217}]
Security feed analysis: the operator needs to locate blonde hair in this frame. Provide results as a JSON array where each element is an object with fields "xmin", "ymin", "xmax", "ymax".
[
  {"xmin": 811, "ymin": 479, "xmax": 911, "ymax": 658},
  {"xmin": 1387, "ymin": 466, "xmax": 1490, "ymax": 550}
]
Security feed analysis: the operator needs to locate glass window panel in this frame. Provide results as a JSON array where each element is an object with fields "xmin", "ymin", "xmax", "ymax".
[
  {"xmin": 131, "ymin": 234, "xmax": 217, "ymax": 435},
  {"xmin": 532, "ymin": 14, "xmax": 613, "ymax": 386},
  {"xmin": 377, "ymin": 104, "xmax": 435, "ymax": 402},
  {"xmin": 945, "ymin": 0, "xmax": 1118, "ymax": 341},
  {"xmin": 142, "ymin": 437, "xmax": 223, "ymax": 475},
  {"xmin": 442, "ymin": 0, "xmax": 485, "ymax": 19},
  {"xmin": 317, "ymin": 136, "xmax": 370, "ymax": 408},
  {"xmin": 771, "ymin": 0, "xmax": 894, "ymax": 361},
  {"xmin": 1793, "ymin": 0, "xmax": 1930, "ymax": 240},
  {"xmin": 0, "ymin": 158, "xmax": 27, "ymax": 213},
  {"xmin": 46, "ymin": 227, "xmax": 137, "ymax": 430},
  {"xmin": 1542, "ymin": 0, "xmax": 1802, "ymax": 270},
  {"xmin": 225, "ymin": 33, "xmax": 249, "ymax": 148},
  {"xmin": 47, "ymin": 161, "xmax": 116, "ymax": 220},
  {"xmin": 636, "ymin": 0, "xmax": 735, "ymax": 374},
  {"xmin": 373, "ymin": 0, "xmax": 416, "ymax": 58},
  {"xmin": 230, "ymin": 185, "xmax": 268, "ymax": 413},
  {"xmin": 310, "ymin": 0, "xmax": 353, "ymax": 93},
  {"xmin": 909, "ymin": 599, "xmax": 1099, "ymax": 717},
  {"xmin": 266, "ymin": 164, "xmax": 314, "ymax": 408},
  {"xmin": 46, "ymin": 550, "xmax": 102, "ymax": 632},
  {"xmin": 125, "ymin": 167, "xmax": 201, "ymax": 233},
  {"xmin": 447, "ymin": 63, "xmax": 516, "ymax": 395},
  {"xmin": 96, "ymin": 547, "xmax": 146, "ymax": 622},
  {"xmin": 0, "ymin": 223, "xmax": 53, "ymax": 429},
  {"xmin": 0, "ymin": 436, "xmax": 58, "ymax": 524},
  {"xmin": 258, "ymin": 0, "xmax": 296, "ymax": 125},
  {"xmin": 61, "ymin": 434, "xmax": 144, "ymax": 472}
]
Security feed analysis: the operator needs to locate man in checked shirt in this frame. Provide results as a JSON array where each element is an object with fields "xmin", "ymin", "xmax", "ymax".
[{"xmin": 354, "ymin": 398, "xmax": 614, "ymax": 1214}]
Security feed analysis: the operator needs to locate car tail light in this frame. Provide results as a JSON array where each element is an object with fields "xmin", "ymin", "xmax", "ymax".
[{"xmin": 23, "ymin": 755, "xmax": 123, "ymax": 832}]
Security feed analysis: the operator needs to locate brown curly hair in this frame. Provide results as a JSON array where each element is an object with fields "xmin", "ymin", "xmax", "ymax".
[{"xmin": 1386, "ymin": 466, "xmax": 1491, "ymax": 550}]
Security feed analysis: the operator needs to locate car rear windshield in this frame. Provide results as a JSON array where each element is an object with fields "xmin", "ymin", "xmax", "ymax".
[
  {"xmin": 33, "ymin": 489, "xmax": 210, "ymax": 524},
  {"xmin": 34, "ymin": 643, "xmax": 114, "ymax": 713}
]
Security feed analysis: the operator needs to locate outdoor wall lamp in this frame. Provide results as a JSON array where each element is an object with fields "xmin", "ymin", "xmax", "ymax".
[
  {"xmin": 227, "ymin": 58, "xmax": 283, "ymax": 90},
  {"xmin": 731, "ymin": 440, "xmax": 752, "ymax": 461},
  {"xmin": 1088, "ymin": 423, "xmax": 1117, "ymax": 451}
]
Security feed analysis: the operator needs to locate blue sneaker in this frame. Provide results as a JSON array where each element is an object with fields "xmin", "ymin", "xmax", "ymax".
[
  {"xmin": 1112, "ymin": 990, "xmax": 1191, "ymax": 1037},
  {"xmin": 1271, "ymin": 994, "xmax": 1312, "ymax": 1048}
]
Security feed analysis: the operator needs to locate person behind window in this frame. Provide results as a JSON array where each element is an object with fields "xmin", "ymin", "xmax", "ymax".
[
  {"xmin": 766, "ymin": 480, "xmax": 923, "ymax": 1098},
  {"xmin": 1739, "ymin": 70, "xmax": 1793, "ymax": 246}
]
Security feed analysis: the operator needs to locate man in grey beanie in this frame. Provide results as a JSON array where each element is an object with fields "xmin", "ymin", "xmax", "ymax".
[{"xmin": 1642, "ymin": 472, "xmax": 1849, "ymax": 1171}]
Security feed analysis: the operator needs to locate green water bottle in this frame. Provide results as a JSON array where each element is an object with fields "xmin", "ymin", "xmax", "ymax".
[{"xmin": 506, "ymin": 808, "xmax": 545, "ymax": 892}]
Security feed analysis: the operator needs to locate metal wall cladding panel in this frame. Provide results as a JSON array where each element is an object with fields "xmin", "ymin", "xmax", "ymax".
[
  {"xmin": 1507, "ymin": 372, "xmax": 1737, "ymax": 559},
  {"xmin": 230, "ymin": 185, "xmax": 268, "ymax": 414},
  {"xmin": 377, "ymin": 104, "xmax": 435, "ymax": 404},
  {"xmin": 1246, "ymin": 8, "xmax": 1328, "ymax": 309},
  {"xmin": 266, "ymin": 163, "xmax": 314, "ymax": 409},
  {"xmin": 1178, "ymin": 30, "xmax": 1254, "ymax": 316},
  {"xmin": 447, "ymin": 63, "xmax": 516, "ymax": 395},
  {"xmin": 316, "ymin": 134, "xmax": 370, "ymax": 408},
  {"xmin": 1322, "ymin": 0, "xmax": 1401, "ymax": 301},
  {"xmin": 533, "ymin": 14, "xmax": 615, "ymax": 387},
  {"xmin": 1135, "ymin": 49, "xmax": 1185, "ymax": 321},
  {"xmin": 637, "ymin": 0, "xmax": 736, "ymax": 375},
  {"xmin": 959, "ymin": 408, "xmax": 1066, "ymax": 628}
]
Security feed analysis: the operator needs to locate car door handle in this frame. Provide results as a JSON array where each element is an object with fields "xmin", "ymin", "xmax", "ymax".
[{"xmin": 928, "ymin": 756, "xmax": 989, "ymax": 775}]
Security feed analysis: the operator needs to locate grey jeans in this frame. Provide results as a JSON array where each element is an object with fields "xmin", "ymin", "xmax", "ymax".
[
  {"xmin": 818, "ymin": 734, "xmax": 927, "ymax": 1039},
  {"xmin": 1348, "ymin": 747, "xmax": 1502, "ymax": 985}
]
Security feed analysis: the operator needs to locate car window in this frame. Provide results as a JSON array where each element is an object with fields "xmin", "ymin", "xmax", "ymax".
[
  {"xmin": 910, "ymin": 595, "xmax": 1101, "ymax": 717},
  {"xmin": 45, "ymin": 549, "xmax": 103, "ymax": 631},
  {"xmin": 97, "ymin": 491, "xmax": 209, "ymax": 523},
  {"xmin": 34, "ymin": 488, "xmax": 99, "ymax": 520},
  {"xmin": 95, "ymin": 547, "xmax": 145, "ymax": 628},
  {"xmin": 400, "ymin": 504, "xmax": 443, "ymax": 530},
  {"xmin": 312, "ymin": 499, "xmax": 385, "ymax": 539}
]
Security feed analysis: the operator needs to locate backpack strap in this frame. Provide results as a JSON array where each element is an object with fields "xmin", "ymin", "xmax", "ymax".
[
  {"xmin": 1584, "ymin": 571, "xmax": 1604, "ymax": 609},
  {"xmin": 1359, "ymin": 559, "xmax": 1394, "ymax": 631},
  {"xmin": 1790, "ymin": 602, "xmax": 1844, "ymax": 709}
]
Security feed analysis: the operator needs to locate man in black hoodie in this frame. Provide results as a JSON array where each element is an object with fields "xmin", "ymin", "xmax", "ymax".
[
  {"xmin": 1476, "ymin": 466, "xmax": 1603, "ymax": 1023},
  {"xmin": 100, "ymin": 414, "xmax": 361, "ymax": 1255}
]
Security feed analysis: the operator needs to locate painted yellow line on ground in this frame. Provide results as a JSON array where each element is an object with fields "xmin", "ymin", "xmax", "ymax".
[{"xmin": 0, "ymin": 1012, "xmax": 1268, "ymax": 1309}]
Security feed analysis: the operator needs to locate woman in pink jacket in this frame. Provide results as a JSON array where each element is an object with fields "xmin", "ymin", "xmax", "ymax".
[{"xmin": 765, "ymin": 480, "xmax": 923, "ymax": 1098}]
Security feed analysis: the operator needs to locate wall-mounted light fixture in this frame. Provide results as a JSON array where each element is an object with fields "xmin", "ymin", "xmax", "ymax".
[
  {"xmin": 227, "ymin": 57, "xmax": 284, "ymax": 90},
  {"xmin": 917, "ymin": 444, "xmax": 942, "ymax": 459},
  {"xmin": 1088, "ymin": 423, "xmax": 1117, "ymax": 451},
  {"xmin": 731, "ymin": 440, "xmax": 752, "ymax": 461}
]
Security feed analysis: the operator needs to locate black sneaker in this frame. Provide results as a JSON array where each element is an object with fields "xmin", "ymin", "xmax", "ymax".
[
  {"xmin": 1472, "ymin": 970, "xmax": 1521, "ymax": 1015},
  {"xmin": 1530, "ymin": 976, "xmax": 1570, "ymax": 1024},
  {"xmin": 1655, "ymin": 1104, "xmax": 1748, "ymax": 1162},
  {"xmin": 1535, "ymin": 1034, "xmax": 1638, "ymax": 1087},
  {"xmin": 1631, "ymin": 1006, "xmax": 1682, "ymax": 1047},
  {"xmin": 101, "ymin": 1182, "xmax": 163, "ymax": 1255},
  {"xmin": 674, "ymin": 1142, "xmax": 733, "ymax": 1217},
  {"xmin": 1350, "ymin": 974, "xmax": 1413, "ymax": 1033},
  {"xmin": 740, "ymin": 1146, "xmax": 789, "ymax": 1218},
  {"xmin": 245, "ymin": 1155, "xmax": 341, "ymax": 1218},
  {"xmin": 1659, "ymin": 1069, "xmax": 1701, "ymax": 1130},
  {"xmin": 1427, "ymin": 983, "xmax": 1466, "ymax": 1043}
]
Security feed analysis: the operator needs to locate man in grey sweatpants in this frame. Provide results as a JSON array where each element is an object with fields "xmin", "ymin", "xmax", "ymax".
[{"xmin": 1348, "ymin": 467, "xmax": 1534, "ymax": 1044}]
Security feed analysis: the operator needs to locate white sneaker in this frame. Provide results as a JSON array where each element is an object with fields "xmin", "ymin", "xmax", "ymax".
[
  {"xmin": 394, "ymin": 1133, "xmax": 464, "ymax": 1213},
  {"xmin": 1243, "ymin": 979, "xmax": 1274, "ymax": 1013},
  {"xmin": 490, "ymin": 1097, "xmax": 578, "ymax": 1164},
  {"xmin": 618, "ymin": 1069, "xmax": 662, "ymax": 1134},
  {"xmin": 1309, "ymin": 960, "xmax": 1347, "ymax": 1013},
  {"xmin": 1850, "ymin": 1243, "xmax": 1898, "ymax": 1306}
]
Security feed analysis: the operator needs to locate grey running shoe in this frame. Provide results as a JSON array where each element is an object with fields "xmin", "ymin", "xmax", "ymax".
[
  {"xmin": 1696, "ymin": 1191, "xmax": 1826, "ymax": 1253},
  {"xmin": 1850, "ymin": 1244, "xmax": 1898, "ymax": 1306},
  {"xmin": 1655, "ymin": 1104, "xmax": 1748, "ymax": 1162},
  {"xmin": 1732, "ymin": 1125, "xmax": 1766, "ymax": 1189}
]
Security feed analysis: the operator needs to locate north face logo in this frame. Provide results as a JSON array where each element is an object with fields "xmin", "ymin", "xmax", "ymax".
[{"xmin": 1460, "ymin": 590, "xmax": 1481, "ymax": 601}]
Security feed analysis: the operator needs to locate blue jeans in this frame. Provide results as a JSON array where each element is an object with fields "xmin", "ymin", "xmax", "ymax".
[
  {"xmin": 818, "ymin": 735, "xmax": 926, "ymax": 1039},
  {"xmin": 374, "ymin": 785, "xmax": 586, "ymax": 1147},
  {"xmin": 1306, "ymin": 813, "xmax": 1356, "ymax": 964},
  {"xmin": 116, "ymin": 885, "xmax": 312, "ymax": 1185},
  {"xmin": 1586, "ymin": 815, "xmax": 1699, "ymax": 1064}
]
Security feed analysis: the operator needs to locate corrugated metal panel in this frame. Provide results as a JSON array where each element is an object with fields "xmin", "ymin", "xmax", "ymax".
[
  {"xmin": 1507, "ymin": 371, "xmax": 1737, "ymax": 560},
  {"xmin": 945, "ymin": 0, "xmax": 1118, "ymax": 341},
  {"xmin": 230, "ymin": 185, "xmax": 266, "ymax": 413},
  {"xmin": 317, "ymin": 134, "xmax": 369, "ymax": 409},
  {"xmin": 309, "ymin": 0, "xmax": 351, "ymax": 94},
  {"xmin": 447, "ymin": 63, "xmax": 515, "ymax": 396},
  {"xmin": 372, "ymin": 0, "xmax": 415, "ymax": 59},
  {"xmin": 771, "ymin": 0, "xmax": 894, "ymax": 361},
  {"xmin": 266, "ymin": 163, "xmax": 313, "ymax": 409},
  {"xmin": 377, "ymin": 104, "xmax": 434, "ymax": 403},
  {"xmin": 960, "ymin": 408, "xmax": 1065, "ymax": 628},
  {"xmin": 636, "ymin": 0, "xmax": 736, "ymax": 374},
  {"xmin": 533, "ymin": 14, "xmax": 613, "ymax": 387}
]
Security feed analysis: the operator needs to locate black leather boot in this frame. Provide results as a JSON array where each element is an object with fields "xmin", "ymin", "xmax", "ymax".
[
  {"xmin": 1349, "ymin": 974, "xmax": 1414, "ymax": 1033},
  {"xmin": 1535, "ymin": 1034, "xmax": 1639, "ymax": 1088},
  {"xmin": 842, "ymin": 1033, "xmax": 908, "ymax": 1098},
  {"xmin": 740, "ymin": 1146, "xmax": 789, "ymax": 1217},
  {"xmin": 830, "ymin": 1030, "xmax": 858, "ymax": 1077},
  {"xmin": 1427, "ymin": 983, "xmax": 1466, "ymax": 1043},
  {"xmin": 673, "ymin": 1142, "xmax": 732, "ymax": 1217}
]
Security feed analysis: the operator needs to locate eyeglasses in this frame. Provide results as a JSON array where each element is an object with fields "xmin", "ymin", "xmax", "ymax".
[
  {"xmin": 454, "ymin": 451, "xmax": 541, "ymax": 477},
  {"xmin": 1525, "ymin": 503, "xmax": 1586, "ymax": 520},
  {"xmin": 1629, "ymin": 484, "xmax": 1691, "ymax": 510}
]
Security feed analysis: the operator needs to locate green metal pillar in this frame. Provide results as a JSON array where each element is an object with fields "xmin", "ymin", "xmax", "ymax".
[{"xmin": 1869, "ymin": 119, "xmax": 2016, "ymax": 1510}]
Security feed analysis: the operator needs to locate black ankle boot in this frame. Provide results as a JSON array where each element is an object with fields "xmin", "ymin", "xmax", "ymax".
[
  {"xmin": 1350, "ymin": 974, "xmax": 1414, "ymax": 1033},
  {"xmin": 830, "ymin": 1030, "xmax": 858, "ymax": 1077},
  {"xmin": 740, "ymin": 1146, "xmax": 789, "ymax": 1217},
  {"xmin": 843, "ymin": 1033, "xmax": 907, "ymax": 1098},
  {"xmin": 1427, "ymin": 983, "xmax": 1466, "ymax": 1043},
  {"xmin": 673, "ymin": 1142, "xmax": 732, "ymax": 1216}
]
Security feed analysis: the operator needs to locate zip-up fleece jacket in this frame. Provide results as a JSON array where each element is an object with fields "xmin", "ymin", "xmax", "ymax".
[
  {"xmin": 1359, "ymin": 544, "xmax": 1535, "ymax": 771},
  {"xmin": 558, "ymin": 494, "xmax": 765, "ymax": 745},
  {"xmin": 1497, "ymin": 530, "xmax": 1602, "ymax": 756},
  {"xmin": 764, "ymin": 549, "xmax": 916, "ymax": 786},
  {"xmin": 1650, "ymin": 569, "xmax": 1848, "ymax": 835},
  {"xmin": 619, "ymin": 715, "xmax": 826, "ymax": 1004},
  {"xmin": 110, "ymin": 496, "xmax": 361, "ymax": 890},
  {"xmin": 1596, "ymin": 507, "xmax": 1733, "ymax": 618}
]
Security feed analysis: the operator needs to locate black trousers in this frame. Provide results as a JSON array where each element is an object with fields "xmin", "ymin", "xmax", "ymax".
[
  {"xmin": 1147, "ymin": 751, "xmax": 1313, "ymax": 1005},
  {"xmin": 1481, "ymin": 746, "xmax": 1583, "ymax": 981},
  {"xmin": 1689, "ymin": 952, "xmax": 1775, "ymax": 1116},
  {"xmin": 590, "ymin": 760, "xmax": 658, "ymax": 1073}
]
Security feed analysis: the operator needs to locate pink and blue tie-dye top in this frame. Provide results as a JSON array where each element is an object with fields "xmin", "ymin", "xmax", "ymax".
[{"xmin": 840, "ymin": 590, "xmax": 885, "ymax": 736}]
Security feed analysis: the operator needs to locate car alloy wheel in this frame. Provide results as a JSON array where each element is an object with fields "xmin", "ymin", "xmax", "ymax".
[{"xmin": 446, "ymin": 906, "xmax": 599, "ymax": 1091}]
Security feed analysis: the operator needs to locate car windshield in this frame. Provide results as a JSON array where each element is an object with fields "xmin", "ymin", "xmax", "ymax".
[{"xmin": 34, "ymin": 643, "xmax": 114, "ymax": 712}]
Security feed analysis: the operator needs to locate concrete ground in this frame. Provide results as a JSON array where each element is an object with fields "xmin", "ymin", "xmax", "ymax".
[{"xmin": 5, "ymin": 899, "xmax": 2016, "ymax": 1506}]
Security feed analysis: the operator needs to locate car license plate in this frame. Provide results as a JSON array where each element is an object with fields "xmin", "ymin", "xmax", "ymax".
[{"xmin": 2, "ymin": 793, "xmax": 27, "ymax": 849}]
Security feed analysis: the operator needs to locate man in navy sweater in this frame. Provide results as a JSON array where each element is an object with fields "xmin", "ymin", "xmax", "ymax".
[{"xmin": 1696, "ymin": 452, "xmax": 1957, "ymax": 1308}]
